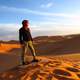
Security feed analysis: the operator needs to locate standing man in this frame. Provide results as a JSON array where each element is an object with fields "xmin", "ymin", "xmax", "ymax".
[{"xmin": 19, "ymin": 20, "xmax": 38, "ymax": 65}]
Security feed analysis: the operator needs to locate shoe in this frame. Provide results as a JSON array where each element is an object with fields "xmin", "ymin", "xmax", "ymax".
[
  {"xmin": 22, "ymin": 62, "xmax": 26, "ymax": 65},
  {"xmin": 31, "ymin": 59, "xmax": 39, "ymax": 62}
]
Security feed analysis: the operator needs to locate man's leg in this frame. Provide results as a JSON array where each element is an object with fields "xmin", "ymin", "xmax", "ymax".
[
  {"xmin": 21, "ymin": 42, "xmax": 28, "ymax": 65},
  {"xmin": 28, "ymin": 41, "xmax": 37, "ymax": 60}
]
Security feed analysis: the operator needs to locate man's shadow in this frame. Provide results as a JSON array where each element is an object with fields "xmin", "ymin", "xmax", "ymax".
[
  {"xmin": 0, "ymin": 52, "xmax": 20, "ymax": 72},
  {"xmin": 0, "ymin": 47, "xmax": 21, "ymax": 72}
]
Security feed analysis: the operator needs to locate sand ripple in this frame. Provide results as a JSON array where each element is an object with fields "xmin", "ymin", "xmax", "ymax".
[{"xmin": 0, "ymin": 57, "xmax": 80, "ymax": 80}]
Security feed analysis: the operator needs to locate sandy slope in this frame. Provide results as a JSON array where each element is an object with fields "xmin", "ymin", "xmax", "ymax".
[
  {"xmin": 0, "ymin": 35, "xmax": 80, "ymax": 80},
  {"xmin": 0, "ymin": 55, "xmax": 80, "ymax": 80}
]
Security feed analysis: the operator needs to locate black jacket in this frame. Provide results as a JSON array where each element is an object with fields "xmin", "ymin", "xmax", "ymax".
[{"xmin": 19, "ymin": 27, "xmax": 33, "ymax": 44}]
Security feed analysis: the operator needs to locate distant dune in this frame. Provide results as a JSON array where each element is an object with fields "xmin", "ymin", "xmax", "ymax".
[
  {"xmin": 34, "ymin": 34, "xmax": 80, "ymax": 55},
  {"xmin": 0, "ymin": 34, "xmax": 80, "ymax": 55}
]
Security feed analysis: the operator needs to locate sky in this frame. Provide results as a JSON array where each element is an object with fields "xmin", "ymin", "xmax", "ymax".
[{"xmin": 0, "ymin": 0, "xmax": 80, "ymax": 40}]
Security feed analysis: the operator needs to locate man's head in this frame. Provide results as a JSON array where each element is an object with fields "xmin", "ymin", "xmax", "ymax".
[{"xmin": 22, "ymin": 20, "xmax": 29, "ymax": 28}]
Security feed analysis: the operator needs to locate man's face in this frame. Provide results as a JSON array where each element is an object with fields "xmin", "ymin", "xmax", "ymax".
[{"xmin": 23, "ymin": 22, "xmax": 29, "ymax": 27}]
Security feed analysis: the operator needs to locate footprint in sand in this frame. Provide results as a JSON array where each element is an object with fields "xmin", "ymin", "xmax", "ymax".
[
  {"xmin": 53, "ymin": 69, "xmax": 71, "ymax": 76},
  {"xmin": 66, "ymin": 67, "xmax": 80, "ymax": 72},
  {"xmin": 53, "ymin": 67, "xmax": 80, "ymax": 80}
]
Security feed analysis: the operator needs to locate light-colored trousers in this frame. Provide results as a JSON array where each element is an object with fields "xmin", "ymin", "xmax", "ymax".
[{"xmin": 21, "ymin": 41, "xmax": 36, "ymax": 62}]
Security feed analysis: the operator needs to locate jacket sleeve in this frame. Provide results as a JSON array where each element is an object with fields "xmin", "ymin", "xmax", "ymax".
[{"xmin": 19, "ymin": 29, "xmax": 23, "ymax": 44}]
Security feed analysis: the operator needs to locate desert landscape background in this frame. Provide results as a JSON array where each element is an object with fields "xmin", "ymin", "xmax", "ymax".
[{"xmin": 0, "ymin": 34, "xmax": 80, "ymax": 80}]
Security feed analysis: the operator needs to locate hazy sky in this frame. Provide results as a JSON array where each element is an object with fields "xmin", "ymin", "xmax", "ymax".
[{"xmin": 0, "ymin": 0, "xmax": 80, "ymax": 40}]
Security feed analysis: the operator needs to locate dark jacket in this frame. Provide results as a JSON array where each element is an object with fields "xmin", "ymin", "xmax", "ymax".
[{"xmin": 19, "ymin": 27, "xmax": 33, "ymax": 44}]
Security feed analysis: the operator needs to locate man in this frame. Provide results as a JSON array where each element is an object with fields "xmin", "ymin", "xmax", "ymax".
[{"xmin": 19, "ymin": 20, "xmax": 38, "ymax": 65}]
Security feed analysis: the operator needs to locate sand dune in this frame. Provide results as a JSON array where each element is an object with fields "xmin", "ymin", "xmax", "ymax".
[
  {"xmin": 0, "ymin": 43, "xmax": 20, "ymax": 53},
  {"xmin": 0, "ymin": 35, "xmax": 80, "ymax": 80},
  {"xmin": 0, "ymin": 55, "xmax": 80, "ymax": 80}
]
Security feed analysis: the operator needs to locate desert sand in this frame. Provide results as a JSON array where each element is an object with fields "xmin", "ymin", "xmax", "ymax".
[
  {"xmin": 0, "ymin": 55, "xmax": 80, "ymax": 80},
  {"xmin": 0, "ymin": 35, "xmax": 80, "ymax": 80}
]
